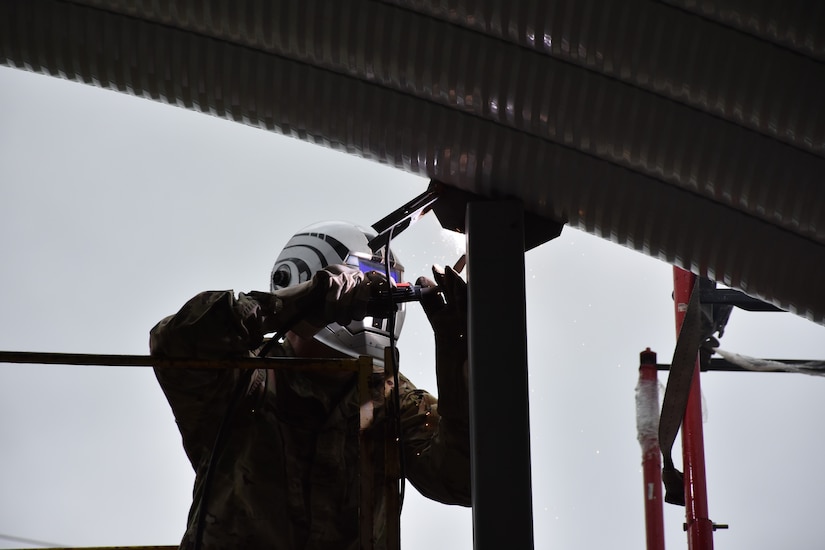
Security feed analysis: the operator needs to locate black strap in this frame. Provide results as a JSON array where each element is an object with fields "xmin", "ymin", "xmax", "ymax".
[{"xmin": 658, "ymin": 283, "xmax": 703, "ymax": 507}]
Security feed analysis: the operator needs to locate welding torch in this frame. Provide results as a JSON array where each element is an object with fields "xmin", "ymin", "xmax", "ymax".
[{"xmin": 367, "ymin": 255, "xmax": 465, "ymax": 317}]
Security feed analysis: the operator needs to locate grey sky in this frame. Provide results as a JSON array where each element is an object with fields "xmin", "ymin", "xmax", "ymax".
[{"xmin": 1, "ymin": 65, "xmax": 824, "ymax": 549}]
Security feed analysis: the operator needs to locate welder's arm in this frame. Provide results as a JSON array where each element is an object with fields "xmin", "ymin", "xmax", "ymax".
[
  {"xmin": 416, "ymin": 265, "xmax": 469, "ymax": 423},
  {"xmin": 149, "ymin": 266, "xmax": 377, "ymax": 467},
  {"xmin": 149, "ymin": 290, "xmax": 285, "ymax": 359},
  {"xmin": 398, "ymin": 382, "xmax": 471, "ymax": 506},
  {"xmin": 150, "ymin": 265, "xmax": 382, "ymax": 356},
  {"xmin": 401, "ymin": 265, "xmax": 471, "ymax": 506},
  {"xmin": 148, "ymin": 286, "xmax": 316, "ymax": 468}
]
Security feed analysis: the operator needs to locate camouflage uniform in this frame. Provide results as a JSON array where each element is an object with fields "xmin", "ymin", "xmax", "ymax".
[{"xmin": 150, "ymin": 290, "xmax": 471, "ymax": 549}]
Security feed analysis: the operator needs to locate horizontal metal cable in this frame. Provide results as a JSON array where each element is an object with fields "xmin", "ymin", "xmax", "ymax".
[{"xmin": 0, "ymin": 350, "xmax": 370, "ymax": 372}]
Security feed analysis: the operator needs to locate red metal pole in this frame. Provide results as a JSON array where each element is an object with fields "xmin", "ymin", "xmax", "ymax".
[
  {"xmin": 638, "ymin": 348, "xmax": 666, "ymax": 550},
  {"xmin": 672, "ymin": 268, "xmax": 714, "ymax": 550}
]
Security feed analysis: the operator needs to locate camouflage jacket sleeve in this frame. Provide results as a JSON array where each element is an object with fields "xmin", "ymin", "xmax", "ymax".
[
  {"xmin": 397, "ymin": 374, "xmax": 472, "ymax": 507},
  {"xmin": 148, "ymin": 290, "xmax": 284, "ymax": 468}
]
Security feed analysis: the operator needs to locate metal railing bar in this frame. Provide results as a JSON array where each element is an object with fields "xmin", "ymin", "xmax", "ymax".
[{"xmin": 0, "ymin": 350, "xmax": 366, "ymax": 372}]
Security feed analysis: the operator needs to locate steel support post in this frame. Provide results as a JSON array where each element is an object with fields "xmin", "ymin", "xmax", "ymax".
[
  {"xmin": 466, "ymin": 200, "xmax": 534, "ymax": 550},
  {"xmin": 638, "ymin": 348, "xmax": 666, "ymax": 550},
  {"xmin": 673, "ymin": 268, "xmax": 714, "ymax": 549}
]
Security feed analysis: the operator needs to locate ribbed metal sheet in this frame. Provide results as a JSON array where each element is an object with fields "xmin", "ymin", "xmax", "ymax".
[
  {"xmin": 390, "ymin": 0, "xmax": 825, "ymax": 158},
  {"xmin": 1, "ymin": 0, "xmax": 823, "ymax": 322},
  {"xmin": 47, "ymin": 0, "xmax": 825, "ymax": 244},
  {"xmin": 662, "ymin": 0, "xmax": 825, "ymax": 62}
]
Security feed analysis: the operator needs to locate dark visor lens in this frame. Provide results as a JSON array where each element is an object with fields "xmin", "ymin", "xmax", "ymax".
[{"xmin": 355, "ymin": 257, "xmax": 401, "ymax": 283}]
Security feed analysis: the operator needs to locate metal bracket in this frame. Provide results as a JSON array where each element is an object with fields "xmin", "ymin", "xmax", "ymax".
[{"xmin": 699, "ymin": 288, "xmax": 783, "ymax": 312}]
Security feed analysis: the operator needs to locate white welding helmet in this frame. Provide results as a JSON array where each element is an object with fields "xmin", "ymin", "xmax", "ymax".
[{"xmin": 271, "ymin": 221, "xmax": 405, "ymax": 363}]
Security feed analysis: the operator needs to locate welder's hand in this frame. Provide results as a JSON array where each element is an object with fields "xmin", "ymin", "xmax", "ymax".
[
  {"xmin": 417, "ymin": 265, "xmax": 467, "ymax": 349},
  {"xmin": 314, "ymin": 265, "xmax": 370, "ymax": 325},
  {"xmin": 312, "ymin": 264, "xmax": 380, "ymax": 327},
  {"xmin": 277, "ymin": 265, "xmax": 391, "ymax": 338},
  {"xmin": 418, "ymin": 265, "xmax": 469, "ymax": 420}
]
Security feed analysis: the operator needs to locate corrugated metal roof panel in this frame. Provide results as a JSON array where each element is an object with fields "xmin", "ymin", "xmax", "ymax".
[
  {"xmin": 391, "ymin": 0, "xmax": 825, "ymax": 157},
  {"xmin": 1, "ymin": 0, "xmax": 823, "ymax": 322},
  {"xmin": 662, "ymin": 0, "xmax": 825, "ymax": 61},
  {"xmin": 54, "ymin": 0, "xmax": 825, "ymax": 244}
]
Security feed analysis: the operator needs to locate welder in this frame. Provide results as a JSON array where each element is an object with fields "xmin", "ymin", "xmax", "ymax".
[{"xmin": 150, "ymin": 220, "xmax": 471, "ymax": 549}]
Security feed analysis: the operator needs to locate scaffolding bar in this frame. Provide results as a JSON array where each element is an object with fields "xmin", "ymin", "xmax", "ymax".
[
  {"xmin": 638, "ymin": 348, "xmax": 666, "ymax": 550},
  {"xmin": 656, "ymin": 358, "xmax": 819, "ymax": 373},
  {"xmin": 383, "ymin": 347, "xmax": 401, "ymax": 550},
  {"xmin": 0, "ymin": 350, "xmax": 364, "ymax": 372},
  {"xmin": 673, "ymin": 268, "xmax": 714, "ymax": 549},
  {"xmin": 466, "ymin": 200, "xmax": 535, "ymax": 550},
  {"xmin": 3, "ymin": 547, "xmax": 177, "ymax": 550}
]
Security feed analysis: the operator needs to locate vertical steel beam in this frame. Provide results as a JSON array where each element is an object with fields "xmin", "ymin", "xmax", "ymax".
[
  {"xmin": 466, "ymin": 200, "xmax": 534, "ymax": 550},
  {"xmin": 673, "ymin": 268, "xmax": 714, "ymax": 549}
]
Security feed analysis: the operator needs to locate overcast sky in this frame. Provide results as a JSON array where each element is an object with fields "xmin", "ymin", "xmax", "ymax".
[{"xmin": 2, "ymin": 65, "xmax": 824, "ymax": 550}]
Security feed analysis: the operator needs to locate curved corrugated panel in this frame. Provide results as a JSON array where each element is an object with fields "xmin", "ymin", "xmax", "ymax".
[
  {"xmin": 59, "ymin": 0, "xmax": 825, "ymax": 244},
  {"xmin": 389, "ymin": 0, "xmax": 825, "ymax": 158},
  {"xmin": 661, "ymin": 0, "xmax": 825, "ymax": 62},
  {"xmin": 1, "ymin": 0, "xmax": 824, "ymax": 322}
]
